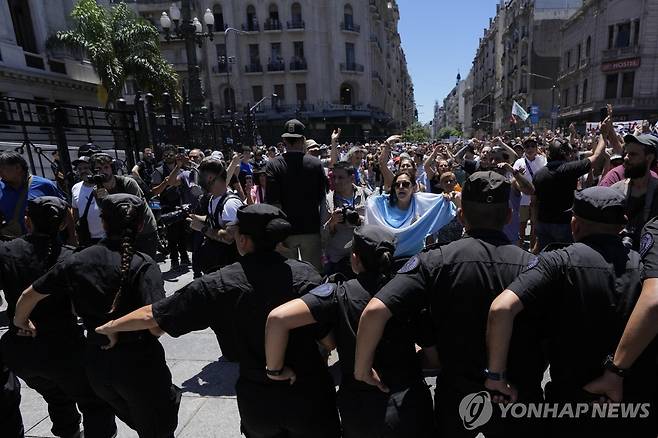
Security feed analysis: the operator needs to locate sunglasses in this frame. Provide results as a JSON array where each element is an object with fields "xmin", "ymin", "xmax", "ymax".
[
  {"xmin": 443, "ymin": 179, "xmax": 456, "ymax": 184},
  {"xmin": 395, "ymin": 180, "xmax": 412, "ymax": 189}
]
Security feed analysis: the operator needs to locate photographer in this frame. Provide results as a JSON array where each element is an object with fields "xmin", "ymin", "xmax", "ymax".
[
  {"xmin": 321, "ymin": 161, "xmax": 370, "ymax": 278},
  {"xmin": 71, "ymin": 156, "xmax": 105, "ymax": 246},
  {"xmin": 88, "ymin": 153, "xmax": 159, "ymax": 257},
  {"xmin": 150, "ymin": 146, "xmax": 190, "ymax": 268}
]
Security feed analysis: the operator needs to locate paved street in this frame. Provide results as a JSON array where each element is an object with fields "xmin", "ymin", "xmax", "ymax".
[{"xmin": 1, "ymin": 257, "xmax": 244, "ymax": 438}]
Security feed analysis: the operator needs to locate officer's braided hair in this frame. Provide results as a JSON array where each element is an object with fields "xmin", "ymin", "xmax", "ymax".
[
  {"xmin": 353, "ymin": 241, "xmax": 394, "ymax": 289},
  {"xmin": 102, "ymin": 200, "xmax": 144, "ymax": 314},
  {"xmin": 26, "ymin": 203, "xmax": 65, "ymax": 268}
]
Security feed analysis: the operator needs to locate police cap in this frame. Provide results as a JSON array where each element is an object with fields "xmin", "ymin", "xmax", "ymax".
[
  {"xmin": 344, "ymin": 225, "xmax": 396, "ymax": 257},
  {"xmin": 27, "ymin": 196, "xmax": 69, "ymax": 222},
  {"xmin": 235, "ymin": 204, "xmax": 291, "ymax": 243},
  {"xmin": 99, "ymin": 194, "xmax": 146, "ymax": 227},
  {"xmin": 573, "ymin": 186, "xmax": 626, "ymax": 225},
  {"xmin": 281, "ymin": 119, "xmax": 305, "ymax": 139},
  {"xmin": 462, "ymin": 171, "xmax": 510, "ymax": 205}
]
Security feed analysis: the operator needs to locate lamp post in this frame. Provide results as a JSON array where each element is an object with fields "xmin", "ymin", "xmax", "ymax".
[
  {"xmin": 249, "ymin": 93, "xmax": 277, "ymax": 146},
  {"xmin": 522, "ymin": 68, "xmax": 559, "ymax": 130},
  {"xmin": 159, "ymin": 1, "xmax": 216, "ymax": 146}
]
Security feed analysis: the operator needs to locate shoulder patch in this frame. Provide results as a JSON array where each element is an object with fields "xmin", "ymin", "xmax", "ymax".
[
  {"xmin": 398, "ymin": 255, "xmax": 420, "ymax": 274},
  {"xmin": 310, "ymin": 283, "xmax": 336, "ymax": 298},
  {"xmin": 525, "ymin": 256, "xmax": 540, "ymax": 271},
  {"xmin": 639, "ymin": 233, "xmax": 654, "ymax": 258}
]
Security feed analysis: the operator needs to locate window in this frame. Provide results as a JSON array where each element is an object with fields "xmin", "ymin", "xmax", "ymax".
[
  {"xmin": 576, "ymin": 44, "xmax": 581, "ymax": 66},
  {"xmin": 586, "ymin": 36, "xmax": 591, "ymax": 58},
  {"xmin": 340, "ymin": 83, "xmax": 353, "ymax": 105},
  {"xmin": 293, "ymin": 41, "xmax": 304, "ymax": 59},
  {"xmin": 575, "ymin": 84, "xmax": 580, "ymax": 104},
  {"xmin": 0, "ymin": 93, "xmax": 9, "ymax": 123},
  {"xmin": 633, "ymin": 20, "xmax": 640, "ymax": 46},
  {"xmin": 582, "ymin": 79, "xmax": 588, "ymax": 102},
  {"xmin": 296, "ymin": 83, "xmax": 307, "ymax": 105},
  {"xmin": 616, "ymin": 22, "xmax": 631, "ymax": 48},
  {"xmin": 223, "ymin": 88, "xmax": 236, "ymax": 112},
  {"xmin": 608, "ymin": 25, "xmax": 614, "ymax": 49},
  {"xmin": 268, "ymin": 4, "xmax": 279, "ymax": 22},
  {"xmin": 291, "ymin": 3, "xmax": 302, "ymax": 24},
  {"xmin": 344, "ymin": 4, "xmax": 354, "ymax": 27},
  {"xmin": 246, "ymin": 5, "xmax": 258, "ymax": 31},
  {"xmin": 605, "ymin": 74, "xmax": 618, "ymax": 99},
  {"xmin": 34, "ymin": 97, "xmax": 49, "ymax": 124},
  {"xmin": 345, "ymin": 42, "xmax": 355, "ymax": 65},
  {"xmin": 213, "ymin": 5, "xmax": 224, "ymax": 30},
  {"xmin": 274, "ymin": 84, "xmax": 285, "ymax": 105},
  {"xmin": 563, "ymin": 88, "xmax": 569, "ymax": 107},
  {"xmin": 270, "ymin": 43, "xmax": 282, "ymax": 62},
  {"xmin": 252, "ymin": 85, "xmax": 263, "ymax": 104},
  {"xmin": 249, "ymin": 44, "xmax": 260, "ymax": 65},
  {"xmin": 621, "ymin": 72, "xmax": 635, "ymax": 98},
  {"xmin": 566, "ymin": 51, "xmax": 571, "ymax": 68},
  {"xmin": 8, "ymin": 0, "xmax": 38, "ymax": 53},
  {"xmin": 216, "ymin": 44, "xmax": 227, "ymax": 71}
]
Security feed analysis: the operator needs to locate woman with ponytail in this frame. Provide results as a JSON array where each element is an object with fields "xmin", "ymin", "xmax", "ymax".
[
  {"xmin": 92, "ymin": 203, "xmax": 341, "ymax": 438},
  {"xmin": 1, "ymin": 196, "xmax": 116, "ymax": 438},
  {"xmin": 14, "ymin": 194, "xmax": 179, "ymax": 438},
  {"xmin": 264, "ymin": 225, "xmax": 438, "ymax": 437}
]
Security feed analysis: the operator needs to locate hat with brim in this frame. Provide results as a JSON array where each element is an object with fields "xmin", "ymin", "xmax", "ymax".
[
  {"xmin": 281, "ymin": 119, "xmax": 305, "ymax": 138},
  {"xmin": 624, "ymin": 134, "xmax": 658, "ymax": 154},
  {"xmin": 344, "ymin": 225, "xmax": 396, "ymax": 255}
]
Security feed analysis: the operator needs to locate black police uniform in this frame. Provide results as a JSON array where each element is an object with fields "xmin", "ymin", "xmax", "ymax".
[
  {"xmin": 374, "ymin": 172, "xmax": 545, "ymax": 438},
  {"xmin": 31, "ymin": 195, "xmax": 180, "ymax": 438},
  {"xmin": 301, "ymin": 226, "xmax": 436, "ymax": 438},
  {"xmin": 0, "ymin": 197, "xmax": 116, "ymax": 438},
  {"xmin": 507, "ymin": 187, "xmax": 657, "ymax": 437},
  {"xmin": 0, "ymin": 305, "xmax": 24, "ymax": 438},
  {"xmin": 151, "ymin": 204, "xmax": 340, "ymax": 438}
]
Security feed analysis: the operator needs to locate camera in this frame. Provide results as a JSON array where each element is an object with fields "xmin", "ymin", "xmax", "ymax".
[
  {"xmin": 85, "ymin": 173, "xmax": 110, "ymax": 185},
  {"xmin": 160, "ymin": 204, "xmax": 192, "ymax": 227},
  {"xmin": 340, "ymin": 206, "xmax": 361, "ymax": 226}
]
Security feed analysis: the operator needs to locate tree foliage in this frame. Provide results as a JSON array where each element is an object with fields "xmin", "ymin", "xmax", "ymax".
[
  {"xmin": 437, "ymin": 127, "xmax": 463, "ymax": 139},
  {"xmin": 49, "ymin": 0, "xmax": 181, "ymax": 106},
  {"xmin": 402, "ymin": 122, "xmax": 430, "ymax": 143}
]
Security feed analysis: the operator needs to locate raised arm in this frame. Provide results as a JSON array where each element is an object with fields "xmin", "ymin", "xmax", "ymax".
[
  {"xmin": 424, "ymin": 145, "xmax": 441, "ymax": 181},
  {"xmin": 329, "ymin": 129, "xmax": 341, "ymax": 169}
]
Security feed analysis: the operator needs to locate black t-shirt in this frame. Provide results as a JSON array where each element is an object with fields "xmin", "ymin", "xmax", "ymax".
[
  {"xmin": 265, "ymin": 152, "xmax": 328, "ymax": 235},
  {"xmin": 533, "ymin": 159, "xmax": 591, "ymax": 223},
  {"xmin": 301, "ymin": 273, "xmax": 434, "ymax": 390},
  {"xmin": 152, "ymin": 251, "xmax": 328, "ymax": 383},
  {"xmin": 507, "ymin": 235, "xmax": 655, "ymax": 395},
  {"xmin": 32, "ymin": 239, "xmax": 165, "ymax": 344},
  {"xmin": 137, "ymin": 159, "xmax": 158, "ymax": 184},
  {"xmin": 0, "ymin": 235, "xmax": 78, "ymax": 336},
  {"xmin": 375, "ymin": 230, "xmax": 544, "ymax": 396}
]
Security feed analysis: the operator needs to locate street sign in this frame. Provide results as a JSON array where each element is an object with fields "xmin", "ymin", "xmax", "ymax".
[{"xmin": 530, "ymin": 105, "xmax": 540, "ymax": 125}]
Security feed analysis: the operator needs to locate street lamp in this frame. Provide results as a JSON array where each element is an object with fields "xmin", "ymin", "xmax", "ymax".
[
  {"xmin": 522, "ymin": 68, "xmax": 560, "ymax": 130},
  {"xmin": 159, "ymin": 1, "xmax": 217, "ymax": 146},
  {"xmin": 248, "ymin": 94, "xmax": 277, "ymax": 146}
]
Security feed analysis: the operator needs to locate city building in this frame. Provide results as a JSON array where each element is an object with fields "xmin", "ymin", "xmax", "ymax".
[
  {"xmin": 432, "ymin": 100, "xmax": 446, "ymax": 137},
  {"xmin": 559, "ymin": 0, "xmax": 658, "ymax": 125},
  {"xmin": 0, "ymin": 0, "xmax": 101, "ymax": 105},
  {"xmin": 131, "ymin": 0, "xmax": 416, "ymax": 144}
]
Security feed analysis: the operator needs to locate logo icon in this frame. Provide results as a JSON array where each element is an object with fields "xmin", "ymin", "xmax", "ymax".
[{"xmin": 459, "ymin": 391, "xmax": 493, "ymax": 430}]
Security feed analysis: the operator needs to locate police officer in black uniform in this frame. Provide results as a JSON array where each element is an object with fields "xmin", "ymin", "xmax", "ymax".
[
  {"xmin": 264, "ymin": 224, "xmax": 437, "ymax": 437},
  {"xmin": 354, "ymin": 171, "xmax": 545, "ymax": 438},
  {"xmin": 13, "ymin": 194, "xmax": 180, "ymax": 438},
  {"xmin": 486, "ymin": 185, "xmax": 657, "ymax": 437},
  {"xmin": 1, "ymin": 196, "xmax": 116, "ymax": 438},
  {"xmin": 94, "ymin": 204, "xmax": 341, "ymax": 438}
]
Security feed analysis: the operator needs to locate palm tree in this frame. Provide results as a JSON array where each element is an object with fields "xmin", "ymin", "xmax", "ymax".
[{"xmin": 48, "ymin": 0, "xmax": 181, "ymax": 107}]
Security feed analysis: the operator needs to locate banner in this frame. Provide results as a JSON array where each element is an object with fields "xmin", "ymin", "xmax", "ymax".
[{"xmin": 512, "ymin": 101, "xmax": 529, "ymax": 121}]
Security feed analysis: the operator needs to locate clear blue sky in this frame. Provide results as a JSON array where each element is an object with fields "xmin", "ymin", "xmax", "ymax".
[{"xmin": 397, "ymin": 0, "xmax": 501, "ymax": 124}]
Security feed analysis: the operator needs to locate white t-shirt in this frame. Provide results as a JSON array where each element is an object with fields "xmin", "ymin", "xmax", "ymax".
[
  {"xmin": 71, "ymin": 181, "xmax": 106, "ymax": 239},
  {"xmin": 208, "ymin": 190, "xmax": 243, "ymax": 227},
  {"xmin": 513, "ymin": 154, "xmax": 547, "ymax": 206}
]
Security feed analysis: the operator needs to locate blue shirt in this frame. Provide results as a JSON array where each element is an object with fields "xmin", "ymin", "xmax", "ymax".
[
  {"xmin": 0, "ymin": 175, "xmax": 64, "ymax": 233},
  {"xmin": 240, "ymin": 161, "xmax": 253, "ymax": 176}
]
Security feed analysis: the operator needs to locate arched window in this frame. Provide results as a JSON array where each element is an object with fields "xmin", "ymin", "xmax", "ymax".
[
  {"xmin": 290, "ymin": 3, "xmax": 303, "ymax": 28},
  {"xmin": 585, "ymin": 36, "xmax": 591, "ymax": 58},
  {"xmin": 212, "ymin": 4, "xmax": 224, "ymax": 31},
  {"xmin": 340, "ymin": 83, "xmax": 353, "ymax": 106},
  {"xmin": 246, "ymin": 5, "xmax": 258, "ymax": 31},
  {"xmin": 582, "ymin": 79, "xmax": 588, "ymax": 103},
  {"xmin": 344, "ymin": 4, "xmax": 354, "ymax": 27},
  {"xmin": 223, "ymin": 87, "xmax": 236, "ymax": 113},
  {"xmin": 266, "ymin": 4, "xmax": 280, "ymax": 30}
]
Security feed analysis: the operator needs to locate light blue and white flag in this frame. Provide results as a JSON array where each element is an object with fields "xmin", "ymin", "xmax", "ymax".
[
  {"xmin": 365, "ymin": 192, "xmax": 456, "ymax": 257},
  {"xmin": 512, "ymin": 101, "xmax": 529, "ymax": 121}
]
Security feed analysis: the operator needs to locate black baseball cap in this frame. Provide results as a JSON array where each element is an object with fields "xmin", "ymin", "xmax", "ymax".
[
  {"xmin": 344, "ymin": 225, "xmax": 396, "ymax": 255},
  {"xmin": 624, "ymin": 134, "xmax": 658, "ymax": 154},
  {"xmin": 72, "ymin": 155, "xmax": 91, "ymax": 167},
  {"xmin": 235, "ymin": 204, "xmax": 291, "ymax": 243},
  {"xmin": 27, "ymin": 196, "xmax": 69, "ymax": 221},
  {"xmin": 462, "ymin": 171, "xmax": 511, "ymax": 205},
  {"xmin": 100, "ymin": 194, "xmax": 146, "ymax": 226},
  {"xmin": 573, "ymin": 186, "xmax": 626, "ymax": 225},
  {"xmin": 281, "ymin": 119, "xmax": 305, "ymax": 139}
]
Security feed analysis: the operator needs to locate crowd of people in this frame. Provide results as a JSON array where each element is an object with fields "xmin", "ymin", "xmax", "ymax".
[{"xmin": 1, "ymin": 107, "xmax": 658, "ymax": 437}]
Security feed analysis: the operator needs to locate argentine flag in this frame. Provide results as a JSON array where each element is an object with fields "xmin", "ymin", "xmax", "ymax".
[
  {"xmin": 365, "ymin": 193, "xmax": 457, "ymax": 257},
  {"xmin": 512, "ymin": 101, "xmax": 529, "ymax": 122}
]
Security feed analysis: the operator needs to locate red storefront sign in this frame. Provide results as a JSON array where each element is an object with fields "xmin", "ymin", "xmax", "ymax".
[{"xmin": 601, "ymin": 57, "xmax": 641, "ymax": 72}]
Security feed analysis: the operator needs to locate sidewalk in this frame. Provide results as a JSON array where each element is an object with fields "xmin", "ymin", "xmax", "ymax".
[{"xmin": 1, "ymin": 257, "xmax": 244, "ymax": 438}]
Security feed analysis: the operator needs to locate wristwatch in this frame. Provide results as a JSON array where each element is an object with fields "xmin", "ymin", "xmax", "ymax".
[
  {"xmin": 265, "ymin": 367, "xmax": 283, "ymax": 377},
  {"xmin": 484, "ymin": 369, "xmax": 507, "ymax": 381},
  {"xmin": 603, "ymin": 355, "xmax": 627, "ymax": 378}
]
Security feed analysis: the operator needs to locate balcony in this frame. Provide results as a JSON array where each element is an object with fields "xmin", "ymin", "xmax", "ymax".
[
  {"xmin": 212, "ymin": 63, "xmax": 232, "ymax": 74},
  {"xmin": 263, "ymin": 18, "xmax": 282, "ymax": 31},
  {"xmin": 602, "ymin": 45, "xmax": 640, "ymax": 62},
  {"xmin": 267, "ymin": 60, "xmax": 285, "ymax": 72},
  {"xmin": 340, "ymin": 62, "xmax": 364, "ymax": 73},
  {"xmin": 242, "ymin": 22, "xmax": 260, "ymax": 33},
  {"xmin": 369, "ymin": 35, "xmax": 383, "ymax": 53},
  {"xmin": 287, "ymin": 20, "xmax": 305, "ymax": 30},
  {"xmin": 290, "ymin": 58, "xmax": 308, "ymax": 72},
  {"xmin": 340, "ymin": 22, "xmax": 361, "ymax": 33},
  {"xmin": 245, "ymin": 63, "xmax": 263, "ymax": 73}
]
